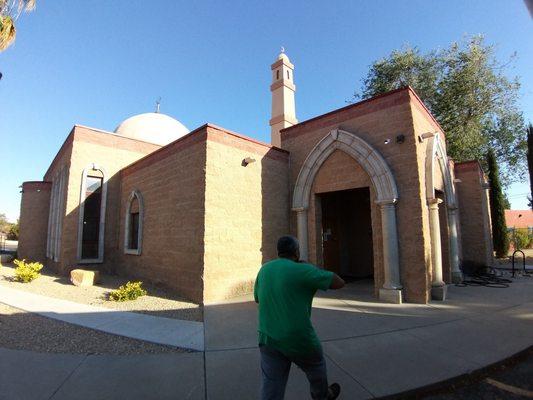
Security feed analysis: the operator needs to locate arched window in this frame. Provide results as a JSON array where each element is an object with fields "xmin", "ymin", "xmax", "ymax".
[
  {"xmin": 77, "ymin": 164, "xmax": 107, "ymax": 263},
  {"xmin": 124, "ymin": 190, "xmax": 144, "ymax": 255},
  {"xmin": 276, "ymin": 70, "xmax": 280, "ymax": 80}
]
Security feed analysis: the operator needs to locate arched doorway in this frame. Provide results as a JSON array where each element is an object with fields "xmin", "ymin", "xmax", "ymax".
[{"xmin": 292, "ymin": 129, "xmax": 402, "ymax": 303}]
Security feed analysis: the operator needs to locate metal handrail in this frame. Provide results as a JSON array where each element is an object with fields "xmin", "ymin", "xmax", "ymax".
[{"xmin": 511, "ymin": 249, "xmax": 525, "ymax": 277}]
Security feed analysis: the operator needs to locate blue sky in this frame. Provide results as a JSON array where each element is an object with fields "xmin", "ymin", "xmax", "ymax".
[{"xmin": 1, "ymin": 0, "xmax": 532, "ymax": 221}]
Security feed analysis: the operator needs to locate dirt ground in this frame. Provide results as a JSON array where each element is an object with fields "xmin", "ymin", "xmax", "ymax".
[{"xmin": 0, "ymin": 262, "xmax": 202, "ymax": 321}]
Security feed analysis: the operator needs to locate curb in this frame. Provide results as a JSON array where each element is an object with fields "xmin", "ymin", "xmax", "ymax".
[{"xmin": 376, "ymin": 345, "xmax": 533, "ymax": 399}]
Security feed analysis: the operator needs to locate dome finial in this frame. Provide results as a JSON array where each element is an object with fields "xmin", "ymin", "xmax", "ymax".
[
  {"xmin": 155, "ymin": 96, "xmax": 161, "ymax": 113},
  {"xmin": 280, "ymin": 46, "xmax": 285, "ymax": 53}
]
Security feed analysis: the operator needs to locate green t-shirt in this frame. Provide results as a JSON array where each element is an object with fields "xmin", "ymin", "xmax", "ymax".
[{"xmin": 254, "ymin": 258, "xmax": 334, "ymax": 357}]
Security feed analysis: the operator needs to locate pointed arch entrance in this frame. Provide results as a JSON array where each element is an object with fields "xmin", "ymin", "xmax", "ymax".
[{"xmin": 292, "ymin": 129, "xmax": 402, "ymax": 303}]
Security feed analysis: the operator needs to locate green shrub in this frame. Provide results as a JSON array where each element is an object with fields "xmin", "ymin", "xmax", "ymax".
[
  {"xmin": 510, "ymin": 228, "xmax": 532, "ymax": 250},
  {"xmin": 109, "ymin": 281, "xmax": 147, "ymax": 302},
  {"xmin": 7, "ymin": 222, "xmax": 18, "ymax": 240},
  {"xmin": 13, "ymin": 259, "xmax": 43, "ymax": 283}
]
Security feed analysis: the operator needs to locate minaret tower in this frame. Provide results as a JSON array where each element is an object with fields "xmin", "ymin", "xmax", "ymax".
[{"xmin": 270, "ymin": 48, "xmax": 297, "ymax": 147}]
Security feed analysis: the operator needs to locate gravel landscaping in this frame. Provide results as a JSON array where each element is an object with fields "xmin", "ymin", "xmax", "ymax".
[
  {"xmin": 0, "ymin": 303, "xmax": 187, "ymax": 355},
  {"xmin": 0, "ymin": 262, "xmax": 202, "ymax": 321}
]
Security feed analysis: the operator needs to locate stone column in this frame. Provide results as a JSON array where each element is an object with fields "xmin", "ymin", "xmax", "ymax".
[
  {"xmin": 447, "ymin": 205, "xmax": 463, "ymax": 283},
  {"xmin": 377, "ymin": 200, "xmax": 402, "ymax": 304},
  {"xmin": 294, "ymin": 208, "xmax": 309, "ymax": 261},
  {"xmin": 429, "ymin": 198, "xmax": 447, "ymax": 300}
]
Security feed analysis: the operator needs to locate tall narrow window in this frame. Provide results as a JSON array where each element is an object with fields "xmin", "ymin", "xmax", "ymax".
[
  {"xmin": 125, "ymin": 190, "xmax": 143, "ymax": 255},
  {"xmin": 287, "ymin": 70, "xmax": 290, "ymax": 80},
  {"xmin": 276, "ymin": 70, "xmax": 280, "ymax": 80},
  {"xmin": 82, "ymin": 174, "xmax": 102, "ymax": 259},
  {"xmin": 77, "ymin": 164, "xmax": 107, "ymax": 263}
]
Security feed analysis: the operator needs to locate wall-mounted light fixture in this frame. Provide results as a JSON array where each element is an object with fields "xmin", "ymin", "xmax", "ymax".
[
  {"xmin": 383, "ymin": 139, "xmax": 391, "ymax": 145},
  {"xmin": 242, "ymin": 157, "xmax": 256, "ymax": 167}
]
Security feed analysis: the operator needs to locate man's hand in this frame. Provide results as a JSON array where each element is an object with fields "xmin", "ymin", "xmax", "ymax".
[{"xmin": 329, "ymin": 273, "xmax": 345, "ymax": 290}]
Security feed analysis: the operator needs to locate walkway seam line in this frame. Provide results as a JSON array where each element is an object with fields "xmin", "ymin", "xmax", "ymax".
[
  {"xmin": 324, "ymin": 352, "xmax": 376, "ymax": 398},
  {"xmin": 47, "ymin": 354, "xmax": 89, "ymax": 400}
]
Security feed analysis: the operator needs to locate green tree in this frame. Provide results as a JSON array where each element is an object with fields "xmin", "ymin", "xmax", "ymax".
[
  {"xmin": 527, "ymin": 123, "xmax": 533, "ymax": 209},
  {"xmin": 354, "ymin": 36, "xmax": 526, "ymax": 183},
  {"xmin": 0, "ymin": 213, "xmax": 9, "ymax": 233},
  {"xmin": 7, "ymin": 219, "xmax": 18, "ymax": 240},
  {"xmin": 487, "ymin": 149, "xmax": 509, "ymax": 258},
  {"xmin": 0, "ymin": 0, "xmax": 35, "ymax": 51}
]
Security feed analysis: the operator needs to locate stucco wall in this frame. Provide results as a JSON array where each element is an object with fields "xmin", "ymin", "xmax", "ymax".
[
  {"xmin": 18, "ymin": 182, "xmax": 52, "ymax": 263},
  {"xmin": 116, "ymin": 129, "xmax": 207, "ymax": 303},
  {"xmin": 203, "ymin": 125, "xmax": 289, "ymax": 303}
]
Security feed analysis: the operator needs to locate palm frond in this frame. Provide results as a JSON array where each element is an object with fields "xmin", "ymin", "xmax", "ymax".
[{"xmin": 0, "ymin": 15, "xmax": 16, "ymax": 51}]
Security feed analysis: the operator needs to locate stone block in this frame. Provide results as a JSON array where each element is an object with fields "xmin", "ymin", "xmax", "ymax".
[
  {"xmin": 431, "ymin": 285, "xmax": 447, "ymax": 301},
  {"xmin": 70, "ymin": 269, "xmax": 101, "ymax": 287},
  {"xmin": 379, "ymin": 288, "xmax": 402, "ymax": 304}
]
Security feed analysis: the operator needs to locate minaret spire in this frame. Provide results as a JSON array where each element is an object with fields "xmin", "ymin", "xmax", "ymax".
[{"xmin": 270, "ymin": 49, "xmax": 297, "ymax": 148}]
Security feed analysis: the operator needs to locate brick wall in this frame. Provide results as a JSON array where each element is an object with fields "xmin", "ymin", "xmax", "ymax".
[
  {"xmin": 455, "ymin": 161, "xmax": 494, "ymax": 268},
  {"xmin": 409, "ymin": 94, "xmax": 456, "ymax": 288},
  {"xmin": 116, "ymin": 128, "xmax": 208, "ymax": 303},
  {"xmin": 44, "ymin": 126, "xmax": 160, "ymax": 274},
  {"xmin": 18, "ymin": 182, "xmax": 52, "ymax": 263},
  {"xmin": 203, "ymin": 125, "xmax": 289, "ymax": 303},
  {"xmin": 282, "ymin": 88, "xmax": 431, "ymax": 303}
]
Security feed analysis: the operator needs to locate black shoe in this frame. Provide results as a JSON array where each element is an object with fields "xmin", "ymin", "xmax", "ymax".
[{"xmin": 328, "ymin": 383, "xmax": 341, "ymax": 399}]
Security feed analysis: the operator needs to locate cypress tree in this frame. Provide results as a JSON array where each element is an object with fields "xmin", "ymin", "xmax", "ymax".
[
  {"xmin": 527, "ymin": 124, "xmax": 533, "ymax": 209},
  {"xmin": 487, "ymin": 149, "xmax": 509, "ymax": 258}
]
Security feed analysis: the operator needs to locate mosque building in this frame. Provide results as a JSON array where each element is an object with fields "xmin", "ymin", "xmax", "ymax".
[{"xmin": 18, "ymin": 51, "xmax": 494, "ymax": 304}]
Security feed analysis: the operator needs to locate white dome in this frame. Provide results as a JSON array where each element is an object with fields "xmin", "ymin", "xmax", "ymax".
[
  {"xmin": 277, "ymin": 52, "xmax": 290, "ymax": 62},
  {"xmin": 114, "ymin": 112, "xmax": 189, "ymax": 146}
]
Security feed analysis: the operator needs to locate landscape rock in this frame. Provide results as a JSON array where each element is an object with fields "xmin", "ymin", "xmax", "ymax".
[{"xmin": 70, "ymin": 269, "xmax": 101, "ymax": 287}]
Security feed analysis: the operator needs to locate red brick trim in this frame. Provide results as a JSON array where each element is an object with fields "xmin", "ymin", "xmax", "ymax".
[
  {"xmin": 206, "ymin": 126, "xmax": 289, "ymax": 163},
  {"xmin": 44, "ymin": 124, "xmax": 162, "ymax": 180},
  {"xmin": 205, "ymin": 123, "xmax": 289, "ymax": 155},
  {"xmin": 281, "ymin": 86, "xmax": 445, "ymax": 141},
  {"xmin": 270, "ymin": 80, "xmax": 295, "ymax": 91},
  {"xmin": 22, "ymin": 181, "xmax": 52, "ymax": 191},
  {"xmin": 271, "ymin": 59, "xmax": 294, "ymax": 70},
  {"xmin": 454, "ymin": 160, "xmax": 483, "ymax": 173},
  {"xmin": 73, "ymin": 126, "xmax": 161, "ymax": 154},
  {"xmin": 407, "ymin": 88, "xmax": 445, "ymax": 134},
  {"xmin": 281, "ymin": 87, "xmax": 411, "ymax": 140},
  {"xmin": 73, "ymin": 125, "xmax": 164, "ymax": 148},
  {"xmin": 121, "ymin": 125, "xmax": 209, "ymax": 177}
]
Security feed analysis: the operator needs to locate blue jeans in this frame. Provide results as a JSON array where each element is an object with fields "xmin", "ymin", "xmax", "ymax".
[{"xmin": 259, "ymin": 344, "xmax": 329, "ymax": 400}]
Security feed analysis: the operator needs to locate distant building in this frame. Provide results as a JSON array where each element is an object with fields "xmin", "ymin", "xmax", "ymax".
[
  {"xmin": 18, "ymin": 51, "xmax": 494, "ymax": 304},
  {"xmin": 505, "ymin": 210, "xmax": 533, "ymax": 233}
]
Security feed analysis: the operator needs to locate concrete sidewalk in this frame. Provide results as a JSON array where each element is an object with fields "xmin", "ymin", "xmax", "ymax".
[
  {"xmin": 1, "ymin": 277, "xmax": 532, "ymax": 399},
  {"xmin": 0, "ymin": 286, "xmax": 204, "ymax": 351}
]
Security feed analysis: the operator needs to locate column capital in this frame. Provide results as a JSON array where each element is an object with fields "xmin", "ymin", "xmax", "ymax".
[
  {"xmin": 292, "ymin": 207, "xmax": 307, "ymax": 213},
  {"xmin": 375, "ymin": 199, "xmax": 398, "ymax": 207},
  {"xmin": 427, "ymin": 198, "xmax": 443, "ymax": 207}
]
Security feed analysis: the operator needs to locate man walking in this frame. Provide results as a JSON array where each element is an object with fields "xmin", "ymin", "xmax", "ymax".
[{"xmin": 254, "ymin": 236, "xmax": 345, "ymax": 400}]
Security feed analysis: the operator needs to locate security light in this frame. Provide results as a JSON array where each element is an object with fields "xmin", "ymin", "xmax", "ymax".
[{"xmin": 242, "ymin": 157, "xmax": 256, "ymax": 167}]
